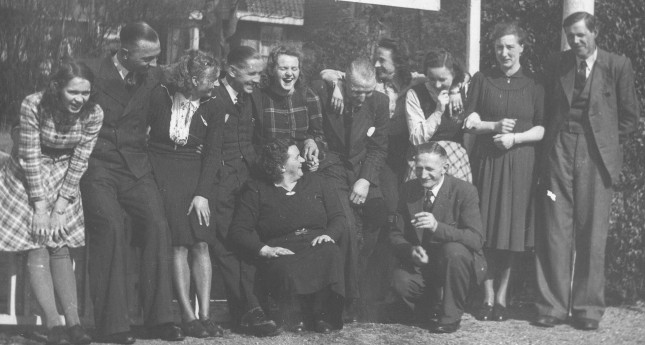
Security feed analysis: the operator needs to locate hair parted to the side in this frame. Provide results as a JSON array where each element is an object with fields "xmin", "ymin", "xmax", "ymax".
[
  {"xmin": 490, "ymin": 21, "xmax": 528, "ymax": 45},
  {"xmin": 226, "ymin": 45, "xmax": 261, "ymax": 69},
  {"xmin": 423, "ymin": 48, "xmax": 465, "ymax": 87},
  {"xmin": 377, "ymin": 38, "xmax": 412, "ymax": 86},
  {"xmin": 39, "ymin": 59, "xmax": 97, "ymax": 125},
  {"xmin": 161, "ymin": 50, "xmax": 219, "ymax": 93},
  {"xmin": 346, "ymin": 56, "xmax": 377, "ymax": 87},
  {"xmin": 119, "ymin": 22, "xmax": 159, "ymax": 47},
  {"xmin": 263, "ymin": 45, "xmax": 305, "ymax": 89},
  {"xmin": 259, "ymin": 138, "xmax": 296, "ymax": 183},
  {"xmin": 563, "ymin": 11, "xmax": 598, "ymax": 33},
  {"xmin": 414, "ymin": 141, "xmax": 448, "ymax": 160}
]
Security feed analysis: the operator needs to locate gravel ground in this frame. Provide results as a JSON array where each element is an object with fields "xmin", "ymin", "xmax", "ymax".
[{"xmin": 3, "ymin": 302, "xmax": 643, "ymax": 345}]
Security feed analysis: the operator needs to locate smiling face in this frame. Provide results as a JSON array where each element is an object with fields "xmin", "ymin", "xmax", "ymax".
[
  {"xmin": 426, "ymin": 66, "xmax": 454, "ymax": 94},
  {"xmin": 495, "ymin": 34, "xmax": 523, "ymax": 72},
  {"xmin": 60, "ymin": 77, "xmax": 92, "ymax": 114},
  {"xmin": 229, "ymin": 57, "xmax": 263, "ymax": 94},
  {"xmin": 565, "ymin": 19, "xmax": 597, "ymax": 60},
  {"xmin": 282, "ymin": 145, "xmax": 305, "ymax": 181},
  {"xmin": 374, "ymin": 46, "xmax": 396, "ymax": 82},
  {"xmin": 121, "ymin": 39, "xmax": 161, "ymax": 73},
  {"xmin": 272, "ymin": 54, "xmax": 300, "ymax": 95},
  {"xmin": 415, "ymin": 152, "xmax": 448, "ymax": 189},
  {"xmin": 191, "ymin": 66, "xmax": 219, "ymax": 99}
]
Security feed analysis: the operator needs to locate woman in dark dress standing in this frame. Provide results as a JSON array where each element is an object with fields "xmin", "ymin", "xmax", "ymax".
[
  {"xmin": 148, "ymin": 50, "xmax": 223, "ymax": 338},
  {"xmin": 229, "ymin": 138, "xmax": 346, "ymax": 333},
  {"xmin": 463, "ymin": 22, "xmax": 545, "ymax": 321}
]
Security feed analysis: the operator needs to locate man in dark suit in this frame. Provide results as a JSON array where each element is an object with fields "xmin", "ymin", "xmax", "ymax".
[
  {"xmin": 390, "ymin": 142, "xmax": 485, "ymax": 334},
  {"xmin": 311, "ymin": 57, "xmax": 389, "ymax": 318},
  {"xmin": 196, "ymin": 46, "xmax": 278, "ymax": 336},
  {"xmin": 80, "ymin": 22, "xmax": 183, "ymax": 343},
  {"xmin": 535, "ymin": 12, "xmax": 640, "ymax": 330}
]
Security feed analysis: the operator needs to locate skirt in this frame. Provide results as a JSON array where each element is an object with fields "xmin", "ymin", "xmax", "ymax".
[
  {"xmin": 149, "ymin": 150, "xmax": 216, "ymax": 246},
  {"xmin": 406, "ymin": 140, "xmax": 472, "ymax": 183},
  {"xmin": 0, "ymin": 155, "xmax": 85, "ymax": 251}
]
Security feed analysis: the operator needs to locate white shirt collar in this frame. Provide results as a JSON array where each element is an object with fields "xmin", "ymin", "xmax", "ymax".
[
  {"xmin": 221, "ymin": 77, "xmax": 239, "ymax": 103},
  {"xmin": 112, "ymin": 53, "xmax": 129, "ymax": 80},
  {"xmin": 428, "ymin": 175, "xmax": 445, "ymax": 199},
  {"xmin": 576, "ymin": 48, "xmax": 597, "ymax": 77}
]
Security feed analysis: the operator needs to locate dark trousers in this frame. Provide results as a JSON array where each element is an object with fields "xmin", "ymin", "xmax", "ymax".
[
  {"xmin": 210, "ymin": 159, "xmax": 260, "ymax": 325},
  {"xmin": 536, "ymin": 130, "xmax": 612, "ymax": 321},
  {"xmin": 80, "ymin": 164, "xmax": 174, "ymax": 336},
  {"xmin": 392, "ymin": 242, "xmax": 474, "ymax": 324}
]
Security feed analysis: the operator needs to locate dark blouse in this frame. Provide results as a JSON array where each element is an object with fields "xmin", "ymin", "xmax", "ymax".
[{"xmin": 228, "ymin": 173, "xmax": 346, "ymax": 256}]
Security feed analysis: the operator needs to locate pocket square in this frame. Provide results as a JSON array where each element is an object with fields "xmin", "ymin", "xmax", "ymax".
[
  {"xmin": 224, "ymin": 114, "xmax": 230, "ymax": 123},
  {"xmin": 367, "ymin": 126, "xmax": 375, "ymax": 137}
]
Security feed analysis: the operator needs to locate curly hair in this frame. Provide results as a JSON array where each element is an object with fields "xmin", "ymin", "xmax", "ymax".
[
  {"xmin": 377, "ymin": 38, "xmax": 412, "ymax": 86},
  {"xmin": 39, "ymin": 59, "xmax": 96, "ymax": 127},
  {"xmin": 262, "ymin": 45, "xmax": 306, "ymax": 90},
  {"xmin": 259, "ymin": 138, "xmax": 296, "ymax": 183},
  {"xmin": 422, "ymin": 48, "xmax": 465, "ymax": 88},
  {"xmin": 161, "ymin": 50, "xmax": 219, "ymax": 93}
]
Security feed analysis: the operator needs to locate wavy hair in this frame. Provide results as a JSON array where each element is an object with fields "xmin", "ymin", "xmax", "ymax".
[
  {"xmin": 259, "ymin": 138, "xmax": 295, "ymax": 183},
  {"xmin": 377, "ymin": 38, "xmax": 412, "ymax": 86},
  {"xmin": 422, "ymin": 48, "xmax": 465, "ymax": 88},
  {"xmin": 262, "ymin": 45, "xmax": 306, "ymax": 90},
  {"xmin": 161, "ymin": 50, "xmax": 219, "ymax": 93}
]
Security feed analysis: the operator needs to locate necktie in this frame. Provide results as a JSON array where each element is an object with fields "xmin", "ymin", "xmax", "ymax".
[
  {"xmin": 124, "ymin": 72, "xmax": 137, "ymax": 90},
  {"xmin": 575, "ymin": 60, "xmax": 587, "ymax": 90},
  {"xmin": 423, "ymin": 189, "xmax": 434, "ymax": 212},
  {"xmin": 235, "ymin": 94, "xmax": 245, "ymax": 112}
]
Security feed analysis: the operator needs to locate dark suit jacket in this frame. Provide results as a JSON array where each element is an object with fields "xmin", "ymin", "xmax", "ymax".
[
  {"xmin": 311, "ymin": 80, "xmax": 389, "ymax": 186},
  {"xmin": 541, "ymin": 49, "xmax": 640, "ymax": 185},
  {"xmin": 82, "ymin": 55, "xmax": 161, "ymax": 178},
  {"xmin": 390, "ymin": 175, "xmax": 486, "ymax": 283}
]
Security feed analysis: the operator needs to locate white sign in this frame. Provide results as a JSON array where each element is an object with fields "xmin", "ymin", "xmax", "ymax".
[{"xmin": 337, "ymin": 0, "xmax": 440, "ymax": 11}]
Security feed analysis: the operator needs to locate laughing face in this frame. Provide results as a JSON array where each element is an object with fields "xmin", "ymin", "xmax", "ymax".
[
  {"xmin": 272, "ymin": 54, "xmax": 300, "ymax": 95},
  {"xmin": 565, "ymin": 19, "xmax": 597, "ymax": 60},
  {"xmin": 229, "ymin": 57, "xmax": 263, "ymax": 94},
  {"xmin": 60, "ymin": 77, "xmax": 91, "ymax": 114}
]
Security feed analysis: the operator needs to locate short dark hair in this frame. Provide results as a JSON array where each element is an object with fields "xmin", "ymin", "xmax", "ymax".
[
  {"xmin": 414, "ymin": 141, "xmax": 447, "ymax": 159},
  {"xmin": 161, "ymin": 50, "xmax": 219, "ymax": 93},
  {"xmin": 40, "ymin": 59, "xmax": 96, "ymax": 124},
  {"xmin": 490, "ymin": 21, "xmax": 528, "ymax": 45},
  {"xmin": 264, "ymin": 45, "xmax": 305, "ymax": 89},
  {"xmin": 422, "ymin": 48, "xmax": 465, "ymax": 87},
  {"xmin": 226, "ymin": 45, "xmax": 261, "ymax": 69},
  {"xmin": 119, "ymin": 22, "xmax": 159, "ymax": 47},
  {"xmin": 259, "ymin": 138, "xmax": 296, "ymax": 183},
  {"xmin": 563, "ymin": 11, "xmax": 598, "ymax": 33},
  {"xmin": 377, "ymin": 38, "xmax": 412, "ymax": 86}
]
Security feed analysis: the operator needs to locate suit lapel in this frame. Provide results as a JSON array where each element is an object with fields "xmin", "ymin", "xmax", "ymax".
[
  {"xmin": 559, "ymin": 52, "xmax": 576, "ymax": 106},
  {"xmin": 587, "ymin": 49, "xmax": 608, "ymax": 117},
  {"xmin": 350, "ymin": 103, "xmax": 370, "ymax": 149},
  {"xmin": 98, "ymin": 56, "xmax": 130, "ymax": 107},
  {"xmin": 406, "ymin": 180, "xmax": 425, "ymax": 244},
  {"xmin": 432, "ymin": 176, "xmax": 453, "ymax": 224}
]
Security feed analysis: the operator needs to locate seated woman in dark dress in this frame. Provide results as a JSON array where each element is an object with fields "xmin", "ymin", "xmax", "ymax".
[{"xmin": 229, "ymin": 138, "xmax": 346, "ymax": 333}]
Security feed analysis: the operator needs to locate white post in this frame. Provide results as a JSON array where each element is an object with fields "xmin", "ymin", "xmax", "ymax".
[
  {"xmin": 561, "ymin": 0, "xmax": 595, "ymax": 51},
  {"xmin": 190, "ymin": 27, "xmax": 200, "ymax": 50},
  {"xmin": 467, "ymin": 0, "xmax": 481, "ymax": 76}
]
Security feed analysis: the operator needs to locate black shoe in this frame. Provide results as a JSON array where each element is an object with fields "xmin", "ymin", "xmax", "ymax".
[
  {"xmin": 314, "ymin": 320, "xmax": 333, "ymax": 334},
  {"xmin": 47, "ymin": 326, "xmax": 70, "ymax": 345},
  {"xmin": 239, "ymin": 307, "xmax": 280, "ymax": 337},
  {"xmin": 573, "ymin": 317, "xmax": 599, "ymax": 330},
  {"xmin": 533, "ymin": 315, "xmax": 564, "ymax": 328},
  {"xmin": 97, "ymin": 331, "xmax": 135, "ymax": 345},
  {"xmin": 474, "ymin": 303, "xmax": 494, "ymax": 321},
  {"xmin": 68, "ymin": 325, "xmax": 91, "ymax": 345},
  {"xmin": 182, "ymin": 319, "xmax": 209, "ymax": 338},
  {"xmin": 148, "ymin": 323, "xmax": 185, "ymax": 341},
  {"xmin": 491, "ymin": 304, "xmax": 507, "ymax": 321},
  {"xmin": 429, "ymin": 320, "xmax": 460, "ymax": 334},
  {"xmin": 200, "ymin": 318, "xmax": 224, "ymax": 337}
]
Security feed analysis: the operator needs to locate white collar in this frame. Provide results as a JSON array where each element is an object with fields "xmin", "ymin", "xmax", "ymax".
[
  {"xmin": 221, "ymin": 77, "xmax": 239, "ymax": 103},
  {"xmin": 173, "ymin": 91, "xmax": 200, "ymax": 109},
  {"xmin": 112, "ymin": 53, "xmax": 129, "ymax": 80},
  {"xmin": 576, "ymin": 48, "xmax": 598, "ymax": 72},
  {"xmin": 426, "ymin": 175, "xmax": 445, "ymax": 198}
]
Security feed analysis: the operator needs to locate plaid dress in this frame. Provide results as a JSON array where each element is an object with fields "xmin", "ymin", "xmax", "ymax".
[{"xmin": 0, "ymin": 92, "xmax": 103, "ymax": 252}]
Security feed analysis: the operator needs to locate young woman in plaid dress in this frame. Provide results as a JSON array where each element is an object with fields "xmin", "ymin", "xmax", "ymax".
[{"xmin": 0, "ymin": 61, "xmax": 103, "ymax": 344}]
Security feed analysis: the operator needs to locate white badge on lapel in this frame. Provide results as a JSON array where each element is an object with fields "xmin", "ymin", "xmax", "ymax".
[
  {"xmin": 367, "ymin": 126, "xmax": 375, "ymax": 137},
  {"xmin": 224, "ymin": 114, "xmax": 230, "ymax": 123}
]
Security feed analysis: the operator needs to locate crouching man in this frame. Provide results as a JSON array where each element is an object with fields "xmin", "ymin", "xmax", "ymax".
[{"xmin": 389, "ymin": 142, "xmax": 486, "ymax": 333}]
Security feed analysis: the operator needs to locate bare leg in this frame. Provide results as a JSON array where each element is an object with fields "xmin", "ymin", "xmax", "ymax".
[
  {"xmin": 49, "ymin": 247, "xmax": 81, "ymax": 326},
  {"xmin": 173, "ymin": 246, "xmax": 196, "ymax": 321},
  {"xmin": 190, "ymin": 242, "xmax": 212, "ymax": 320},
  {"xmin": 495, "ymin": 252, "xmax": 513, "ymax": 307},
  {"xmin": 483, "ymin": 279, "xmax": 495, "ymax": 305},
  {"xmin": 27, "ymin": 248, "xmax": 62, "ymax": 328}
]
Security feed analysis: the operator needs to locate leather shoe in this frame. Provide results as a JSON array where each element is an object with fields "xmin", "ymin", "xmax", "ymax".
[
  {"xmin": 47, "ymin": 326, "xmax": 70, "ymax": 345},
  {"xmin": 200, "ymin": 318, "xmax": 224, "ymax": 337},
  {"xmin": 148, "ymin": 323, "xmax": 185, "ymax": 341},
  {"xmin": 533, "ymin": 315, "xmax": 564, "ymax": 328},
  {"xmin": 314, "ymin": 320, "xmax": 333, "ymax": 334},
  {"xmin": 239, "ymin": 307, "xmax": 280, "ymax": 337},
  {"xmin": 474, "ymin": 303, "xmax": 494, "ymax": 321},
  {"xmin": 68, "ymin": 325, "xmax": 91, "ymax": 345},
  {"xmin": 429, "ymin": 320, "xmax": 460, "ymax": 334},
  {"xmin": 182, "ymin": 319, "xmax": 209, "ymax": 338},
  {"xmin": 97, "ymin": 331, "xmax": 135, "ymax": 344},
  {"xmin": 491, "ymin": 304, "xmax": 507, "ymax": 321},
  {"xmin": 573, "ymin": 318, "xmax": 599, "ymax": 330}
]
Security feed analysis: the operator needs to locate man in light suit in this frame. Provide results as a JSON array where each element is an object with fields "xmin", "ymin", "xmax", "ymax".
[
  {"xmin": 390, "ymin": 142, "xmax": 485, "ymax": 334},
  {"xmin": 535, "ymin": 12, "xmax": 640, "ymax": 330},
  {"xmin": 311, "ymin": 57, "xmax": 389, "ymax": 318},
  {"xmin": 80, "ymin": 22, "xmax": 183, "ymax": 343}
]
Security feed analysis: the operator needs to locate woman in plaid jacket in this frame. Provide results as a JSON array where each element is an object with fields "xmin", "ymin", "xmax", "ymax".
[{"xmin": 0, "ymin": 60, "xmax": 103, "ymax": 345}]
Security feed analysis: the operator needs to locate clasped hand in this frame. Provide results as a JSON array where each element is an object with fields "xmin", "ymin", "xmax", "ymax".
[{"xmin": 31, "ymin": 210, "xmax": 68, "ymax": 245}]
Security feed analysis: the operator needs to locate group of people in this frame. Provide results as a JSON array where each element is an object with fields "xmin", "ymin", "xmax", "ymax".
[{"xmin": 0, "ymin": 10, "xmax": 639, "ymax": 345}]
